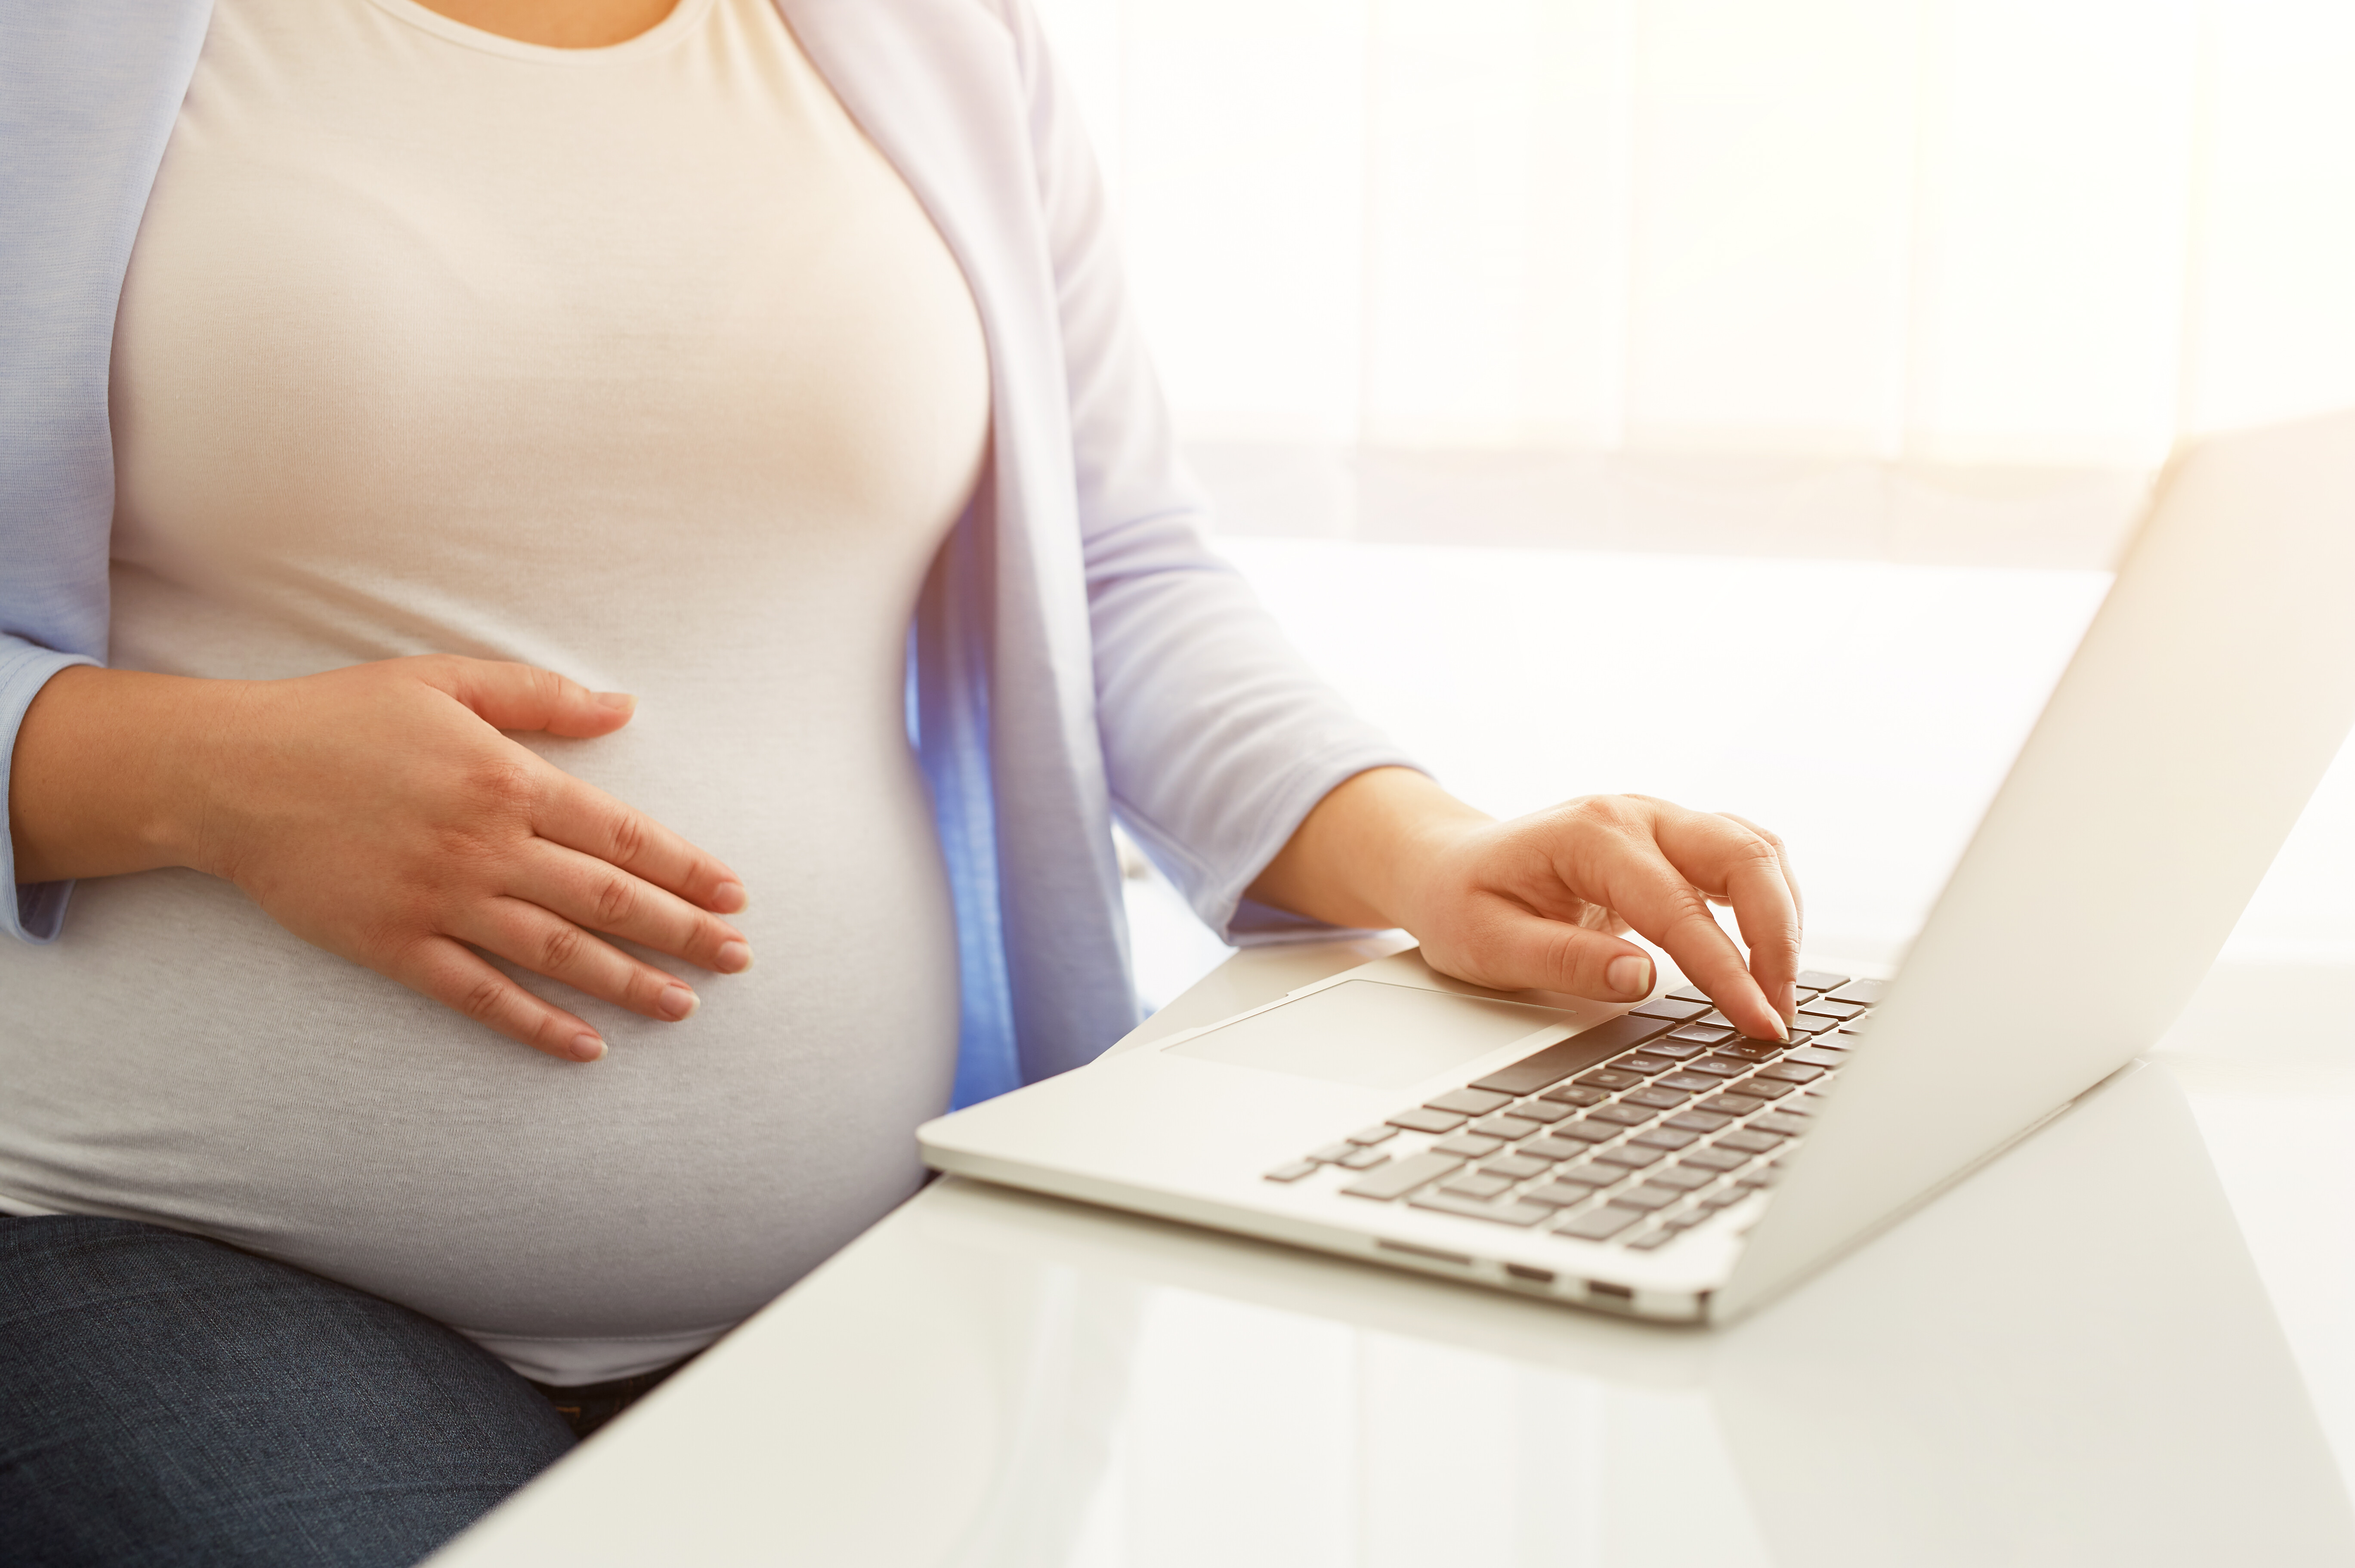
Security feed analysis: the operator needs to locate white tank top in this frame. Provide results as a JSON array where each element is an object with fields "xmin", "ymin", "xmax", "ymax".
[{"xmin": 0, "ymin": 0, "xmax": 987, "ymax": 1381}]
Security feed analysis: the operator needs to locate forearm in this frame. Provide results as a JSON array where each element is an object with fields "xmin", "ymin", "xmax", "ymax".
[
  {"xmin": 8, "ymin": 666, "xmax": 225, "ymax": 883},
  {"xmin": 1245, "ymin": 766, "xmax": 1487, "ymax": 929}
]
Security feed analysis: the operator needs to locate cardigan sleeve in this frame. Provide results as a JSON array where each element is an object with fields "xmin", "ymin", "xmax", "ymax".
[
  {"xmin": 0, "ymin": 642, "xmax": 100, "ymax": 945},
  {"xmin": 993, "ymin": 0, "xmax": 1425, "ymax": 944},
  {"xmin": 1, "ymin": 3, "xmax": 210, "ymax": 945}
]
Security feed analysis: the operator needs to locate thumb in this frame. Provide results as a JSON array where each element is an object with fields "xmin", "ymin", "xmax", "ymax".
[
  {"xmin": 419, "ymin": 657, "xmax": 635, "ymax": 739},
  {"xmin": 1431, "ymin": 905, "xmax": 1657, "ymax": 1003}
]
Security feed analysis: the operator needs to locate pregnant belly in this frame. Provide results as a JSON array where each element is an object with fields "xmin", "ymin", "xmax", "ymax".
[{"xmin": 0, "ymin": 749, "xmax": 959, "ymax": 1382}]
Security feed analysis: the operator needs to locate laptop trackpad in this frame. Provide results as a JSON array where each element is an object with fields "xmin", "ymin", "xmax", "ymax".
[{"xmin": 1164, "ymin": 980, "xmax": 1573, "ymax": 1091}]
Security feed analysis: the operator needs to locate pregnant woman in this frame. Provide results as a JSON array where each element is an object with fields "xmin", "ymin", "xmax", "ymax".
[{"xmin": 0, "ymin": 0, "xmax": 1802, "ymax": 1561}]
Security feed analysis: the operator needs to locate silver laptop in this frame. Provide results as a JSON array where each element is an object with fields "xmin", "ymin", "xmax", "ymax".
[{"xmin": 919, "ymin": 411, "xmax": 2355, "ymax": 1325}]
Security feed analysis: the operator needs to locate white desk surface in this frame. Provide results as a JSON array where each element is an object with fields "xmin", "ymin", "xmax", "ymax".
[
  {"xmin": 430, "ymin": 547, "xmax": 2355, "ymax": 1565},
  {"xmin": 433, "ymin": 938, "xmax": 2355, "ymax": 1568}
]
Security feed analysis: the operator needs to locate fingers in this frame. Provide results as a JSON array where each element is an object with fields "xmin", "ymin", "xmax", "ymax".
[
  {"xmin": 1446, "ymin": 901, "xmax": 1659, "ymax": 1001},
  {"xmin": 454, "ymin": 897, "xmax": 709, "ymax": 1028},
  {"xmin": 1636, "ymin": 806, "xmax": 1799, "ymax": 1036},
  {"xmin": 393, "ymin": 935, "xmax": 611, "ymax": 1063},
  {"xmin": 1601, "ymin": 858, "xmax": 1784, "ymax": 1038},
  {"xmin": 1717, "ymin": 812, "xmax": 1804, "ymax": 1018},
  {"xmin": 532, "ymin": 776, "xmax": 748, "ymax": 915},
  {"xmin": 417, "ymin": 657, "xmax": 638, "ymax": 741},
  {"xmin": 512, "ymin": 840, "xmax": 752, "ymax": 975}
]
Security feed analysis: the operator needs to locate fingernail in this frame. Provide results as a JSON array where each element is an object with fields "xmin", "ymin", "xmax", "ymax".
[
  {"xmin": 715, "ymin": 941, "xmax": 751, "ymax": 974},
  {"xmin": 657, "ymin": 985, "xmax": 698, "ymax": 1021},
  {"xmin": 594, "ymin": 691, "xmax": 635, "ymax": 712},
  {"xmin": 712, "ymin": 881, "xmax": 747, "ymax": 914},
  {"xmin": 570, "ymin": 1033, "xmax": 605, "ymax": 1062},
  {"xmin": 1606, "ymin": 954, "xmax": 1652, "ymax": 999}
]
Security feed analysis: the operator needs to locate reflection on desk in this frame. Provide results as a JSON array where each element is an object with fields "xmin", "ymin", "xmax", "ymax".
[{"xmin": 432, "ymin": 945, "xmax": 2355, "ymax": 1568}]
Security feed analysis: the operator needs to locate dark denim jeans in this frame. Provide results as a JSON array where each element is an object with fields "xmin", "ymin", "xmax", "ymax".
[{"xmin": 0, "ymin": 1213, "xmax": 578, "ymax": 1567}]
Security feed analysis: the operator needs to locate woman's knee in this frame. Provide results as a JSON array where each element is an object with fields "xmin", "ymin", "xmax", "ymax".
[{"xmin": 0, "ymin": 1215, "xmax": 573, "ymax": 1568}]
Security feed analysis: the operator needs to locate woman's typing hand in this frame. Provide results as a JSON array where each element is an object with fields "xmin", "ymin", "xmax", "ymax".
[
  {"xmin": 1245, "ymin": 768, "xmax": 1801, "ymax": 1040},
  {"xmin": 9, "ymin": 657, "xmax": 748, "ymax": 1062}
]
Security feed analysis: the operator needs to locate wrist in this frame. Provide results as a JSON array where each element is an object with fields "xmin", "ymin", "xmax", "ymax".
[
  {"xmin": 149, "ymin": 676, "xmax": 254, "ymax": 878},
  {"xmin": 1352, "ymin": 772, "xmax": 1489, "ymax": 930},
  {"xmin": 1249, "ymin": 766, "xmax": 1489, "ymax": 931}
]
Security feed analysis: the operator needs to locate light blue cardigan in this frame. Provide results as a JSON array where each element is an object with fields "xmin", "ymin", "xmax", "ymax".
[{"xmin": 0, "ymin": 0, "xmax": 1410, "ymax": 1104}]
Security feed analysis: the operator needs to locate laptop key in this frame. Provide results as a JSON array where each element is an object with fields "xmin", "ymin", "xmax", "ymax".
[
  {"xmin": 1716, "ymin": 1129, "xmax": 1785, "ymax": 1154},
  {"xmin": 1699, "ymin": 1093, "xmax": 1767, "ymax": 1116},
  {"xmin": 1540, "ymin": 1084, "xmax": 1608, "ymax": 1108},
  {"xmin": 1466, "ymin": 1014, "xmax": 1673, "ymax": 1096},
  {"xmin": 1640, "ymin": 1040, "xmax": 1706, "ymax": 1060},
  {"xmin": 1482, "ymin": 1154, "xmax": 1550, "ymax": 1180},
  {"xmin": 1557, "ymin": 1204, "xmax": 1647, "ymax": 1241},
  {"xmin": 1665, "ymin": 985, "xmax": 1712, "ymax": 1004},
  {"xmin": 1587, "ymin": 1103, "xmax": 1656, "ymax": 1127},
  {"xmin": 1521, "ymin": 1181, "xmax": 1597, "ymax": 1208},
  {"xmin": 1646, "ymin": 1164, "xmax": 1716, "ymax": 1191},
  {"xmin": 1592, "ymin": 1144, "xmax": 1667, "ymax": 1170},
  {"xmin": 1554, "ymin": 1161, "xmax": 1622, "ymax": 1187},
  {"xmin": 1809, "ymin": 997, "xmax": 1868, "ymax": 1018},
  {"xmin": 1264, "ymin": 1160, "xmax": 1320, "ymax": 1182},
  {"xmin": 1827, "ymin": 979, "xmax": 1888, "ymax": 1005},
  {"xmin": 1309, "ymin": 1143, "xmax": 1358, "ymax": 1163},
  {"xmin": 1347, "ymin": 1124, "xmax": 1400, "ymax": 1145},
  {"xmin": 1517, "ymin": 1137, "xmax": 1585, "ymax": 1162},
  {"xmin": 1434, "ymin": 1133, "xmax": 1508, "ymax": 1159},
  {"xmin": 1386, "ymin": 1107, "xmax": 1466, "ymax": 1134},
  {"xmin": 1576, "ymin": 1069, "xmax": 1645, "ymax": 1092},
  {"xmin": 1550, "ymin": 1120, "xmax": 1620, "ymax": 1145},
  {"xmin": 1654, "ymin": 1072, "xmax": 1721, "ymax": 1093},
  {"xmin": 1340, "ymin": 1151, "xmax": 1464, "ymax": 1201},
  {"xmin": 1785, "ymin": 1046, "xmax": 1848, "ymax": 1069},
  {"xmin": 1684, "ymin": 1059, "xmax": 1749, "ymax": 1080},
  {"xmin": 1734, "ymin": 1075, "xmax": 1798, "ymax": 1099},
  {"xmin": 1337, "ymin": 1146, "xmax": 1392, "ymax": 1170},
  {"xmin": 1617, "ymin": 1053, "xmax": 1678, "ymax": 1075},
  {"xmin": 1406, "ymin": 1191, "xmax": 1556, "ymax": 1227},
  {"xmin": 1755, "ymin": 1062, "xmax": 1825, "ymax": 1085},
  {"xmin": 1751, "ymin": 1112, "xmax": 1811, "ymax": 1137},
  {"xmin": 1666, "ymin": 1110, "xmax": 1734, "ymax": 1133},
  {"xmin": 1440, "ymin": 1172, "xmax": 1515, "ymax": 1200},
  {"xmin": 1621, "ymin": 1086, "xmax": 1689, "ymax": 1111},
  {"xmin": 1666, "ymin": 1025, "xmax": 1737, "ymax": 1046},
  {"xmin": 1613, "ymin": 1182, "xmax": 1684, "ymax": 1211},
  {"xmin": 1794, "ymin": 969, "xmax": 1851, "ymax": 991},
  {"xmin": 1630, "ymin": 1127, "xmax": 1699, "ymax": 1151},
  {"xmin": 1626, "ymin": 1228, "xmax": 1678, "ymax": 1251},
  {"xmin": 1471, "ymin": 1114, "xmax": 1543, "ymax": 1140},
  {"xmin": 1679, "ymin": 1146, "xmax": 1750, "ymax": 1173},
  {"xmin": 1630, "ymin": 997, "xmax": 1709, "ymax": 1022},
  {"xmin": 1426, "ymin": 1087, "xmax": 1516, "ymax": 1117},
  {"xmin": 1508, "ymin": 1098, "xmax": 1573, "ymax": 1124}
]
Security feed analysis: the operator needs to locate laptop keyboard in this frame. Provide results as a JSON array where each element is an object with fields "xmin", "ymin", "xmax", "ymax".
[{"xmin": 1262, "ymin": 971, "xmax": 1883, "ymax": 1253}]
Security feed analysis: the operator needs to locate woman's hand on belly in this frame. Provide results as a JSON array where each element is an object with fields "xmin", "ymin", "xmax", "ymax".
[{"xmin": 9, "ymin": 657, "xmax": 751, "ymax": 1062}]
